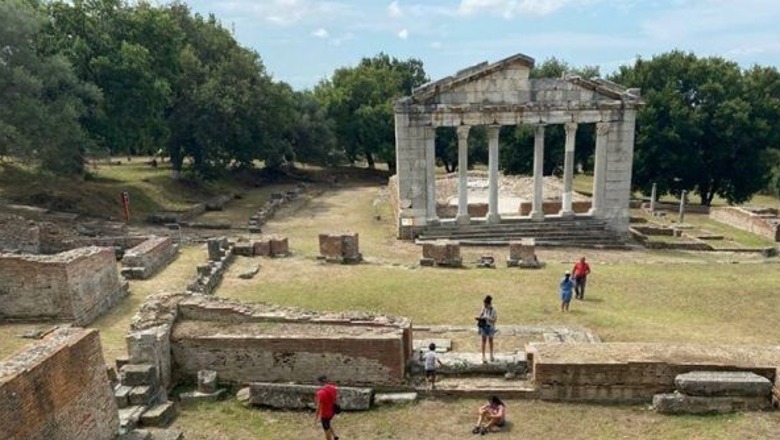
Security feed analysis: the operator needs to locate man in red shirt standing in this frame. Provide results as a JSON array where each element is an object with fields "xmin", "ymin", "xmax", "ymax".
[
  {"xmin": 572, "ymin": 256, "xmax": 591, "ymax": 300},
  {"xmin": 315, "ymin": 375, "xmax": 340, "ymax": 440}
]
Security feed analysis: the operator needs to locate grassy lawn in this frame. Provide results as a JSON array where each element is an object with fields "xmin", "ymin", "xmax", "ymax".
[{"xmin": 173, "ymin": 398, "xmax": 780, "ymax": 440}]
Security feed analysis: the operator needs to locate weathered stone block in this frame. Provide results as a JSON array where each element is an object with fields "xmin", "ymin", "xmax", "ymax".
[
  {"xmin": 674, "ymin": 371, "xmax": 772, "ymax": 397},
  {"xmin": 653, "ymin": 392, "xmax": 773, "ymax": 414},
  {"xmin": 129, "ymin": 385, "xmax": 155, "ymax": 406},
  {"xmin": 249, "ymin": 383, "xmax": 372, "ymax": 411},
  {"xmin": 421, "ymin": 240, "xmax": 461, "ymax": 267},
  {"xmin": 253, "ymin": 240, "xmax": 271, "ymax": 256},
  {"xmin": 121, "ymin": 364, "xmax": 158, "ymax": 387},
  {"xmin": 270, "ymin": 237, "xmax": 289, "ymax": 256},
  {"xmin": 198, "ymin": 370, "xmax": 218, "ymax": 394},
  {"xmin": 373, "ymin": 392, "xmax": 418, "ymax": 405},
  {"xmin": 140, "ymin": 401, "xmax": 177, "ymax": 427},
  {"xmin": 119, "ymin": 406, "xmax": 146, "ymax": 432},
  {"xmin": 115, "ymin": 385, "xmax": 133, "ymax": 409},
  {"xmin": 179, "ymin": 388, "xmax": 227, "ymax": 403},
  {"xmin": 232, "ymin": 244, "xmax": 254, "ymax": 257}
]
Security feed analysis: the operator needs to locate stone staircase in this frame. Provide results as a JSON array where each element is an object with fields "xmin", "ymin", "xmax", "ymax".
[
  {"xmin": 416, "ymin": 217, "xmax": 628, "ymax": 247},
  {"xmin": 115, "ymin": 363, "xmax": 177, "ymax": 434}
]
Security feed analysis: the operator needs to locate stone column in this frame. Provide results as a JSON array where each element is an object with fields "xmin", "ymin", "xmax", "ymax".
[
  {"xmin": 590, "ymin": 122, "xmax": 610, "ymax": 216},
  {"xmin": 424, "ymin": 126, "xmax": 438, "ymax": 224},
  {"xmin": 650, "ymin": 182, "xmax": 657, "ymax": 213},
  {"xmin": 530, "ymin": 124, "xmax": 546, "ymax": 221},
  {"xmin": 560, "ymin": 122, "xmax": 577, "ymax": 218},
  {"xmin": 678, "ymin": 190, "xmax": 686, "ymax": 224},
  {"xmin": 486, "ymin": 125, "xmax": 501, "ymax": 224},
  {"xmin": 456, "ymin": 125, "xmax": 471, "ymax": 224}
]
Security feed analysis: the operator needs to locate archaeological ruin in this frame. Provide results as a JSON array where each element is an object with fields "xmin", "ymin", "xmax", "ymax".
[{"xmin": 392, "ymin": 53, "xmax": 643, "ymax": 243}]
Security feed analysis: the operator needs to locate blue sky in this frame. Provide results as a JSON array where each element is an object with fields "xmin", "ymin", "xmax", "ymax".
[{"xmin": 183, "ymin": 0, "xmax": 780, "ymax": 90}]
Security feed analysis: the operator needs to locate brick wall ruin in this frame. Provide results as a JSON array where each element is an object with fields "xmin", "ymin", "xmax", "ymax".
[
  {"xmin": 710, "ymin": 207, "xmax": 780, "ymax": 242},
  {"xmin": 0, "ymin": 214, "xmax": 40, "ymax": 253},
  {"xmin": 0, "ymin": 328, "xmax": 119, "ymax": 440},
  {"xmin": 126, "ymin": 294, "xmax": 412, "ymax": 390},
  {"xmin": 0, "ymin": 247, "xmax": 129, "ymax": 325},
  {"xmin": 121, "ymin": 236, "xmax": 178, "ymax": 279},
  {"xmin": 529, "ymin": 342, "xmax": 780, "ymax": 404}
]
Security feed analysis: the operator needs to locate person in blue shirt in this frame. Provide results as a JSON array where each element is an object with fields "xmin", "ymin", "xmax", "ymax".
[{"xmin": 560, "ymin": 271, "xmax": 575, "ymax": 312}]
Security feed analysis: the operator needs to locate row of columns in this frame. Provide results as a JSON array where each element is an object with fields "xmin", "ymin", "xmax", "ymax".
[{"xmin": 431, "ymin": 122, "xmax": 609, "ymax": 224}]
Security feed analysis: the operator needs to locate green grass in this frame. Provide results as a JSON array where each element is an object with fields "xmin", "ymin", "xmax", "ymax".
[{"xmin": 173, "ymin": 398, "xmax": 780, "ymax": 440}]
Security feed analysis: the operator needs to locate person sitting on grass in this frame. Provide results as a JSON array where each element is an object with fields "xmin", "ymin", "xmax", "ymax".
[{"xmin": 471, "ymin": 395, "xmax": 506, "ymax": 435}]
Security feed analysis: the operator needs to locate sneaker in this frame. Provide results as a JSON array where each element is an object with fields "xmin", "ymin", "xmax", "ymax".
[
  {"xmin": 480, "ymin": 426, "xmax": 488, "ymax": 435},
  {"xmin": 472, "ymin": 426, "xmax": 482, "ymax": 434}
]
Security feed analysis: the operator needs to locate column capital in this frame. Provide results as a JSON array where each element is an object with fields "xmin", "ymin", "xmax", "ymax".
[
  {"xmin": 596, "ymin": 121, "xmax": 611, "ymax": 136},
  {"xmin": 456, "ymin": 125, "xmax": 471, "ymax": 139},
  {"xmin": 534, "ymin": 124, "xmax": 546, "ymax": 136},
  {"xmin": 564, "ymin": 122, "xmax": 578, "ymax": 135},
  {"xmin": 486, "ymin": 125, "xmax": 501, "ymax": 138}
]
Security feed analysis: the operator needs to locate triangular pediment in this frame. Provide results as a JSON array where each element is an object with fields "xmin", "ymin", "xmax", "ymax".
[{"xmin": 399, "ymin": 53, "xmax": 641, "ymax": 108}]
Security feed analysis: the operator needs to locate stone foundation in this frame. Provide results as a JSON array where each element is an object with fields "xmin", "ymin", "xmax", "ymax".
[
  {"xmin": 0, "ymin": 328, "xmax": 119, "ymax": 440},
  {"xmin": 710, "ymin": 207, "xmax": 780, "ymax": 242},
  {"xmin": 121, "ymin": 236, "xmax": 178, "ymax": 280},
  {"xmin": 507, "ymin": 239, "xmax": 542, "ymax": 268},
  {"xmin": 0, "ymin": 247, "xmax": 129, "ymax": 325},
  {"xmin": 249, "ymin": 382, "xmax": 372, "ymax": 411},
  {"xmin": 319, "ymin": 233, "xmax": 362, "ymax": 263},
  {"xmin": 529, "ymin": 342, "xmax": 780, "ymax": 404},
  {"xmin": 420, "ymin": 240, "xmax": 462, "ymax": 267}
]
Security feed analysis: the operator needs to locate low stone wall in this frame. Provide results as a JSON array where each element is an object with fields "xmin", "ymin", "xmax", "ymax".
[
  {"xmin": 0, "ymin": 328, "xmax": 119, "ymax": 440},
  {"xmin": 518, "ymin": 200, "xmax": 592, "ymax": 216},
  {"xmin": 0, "ymin": 247, "xmax": 129, "ymax": 325},
  {"xmin": 121, "ymin": 236, "xmax": 178, "ymax": 280},
  {"xmin": 170, "ymin": 296, "xmax": 412, "ymax": 387},
  {"xmin": 0, "ymin": 214, "xmax": 40, "ymax": 253},
  {"xmin": 710, "ymin": 207, "xmax": 780, "ymax": 242},
  {"xmin": 529, "ymin": 342, "xmax": 780, "ymax": 404}
]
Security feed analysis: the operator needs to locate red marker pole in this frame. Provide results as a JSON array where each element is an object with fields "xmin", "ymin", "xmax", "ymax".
[{"xmin": 121, "ymin": 191, "xmax": 131, "ymax": 222}]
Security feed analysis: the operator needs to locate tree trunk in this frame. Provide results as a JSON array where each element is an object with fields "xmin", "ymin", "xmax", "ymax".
[{"xmin": 365, "ymin": 152, "xmax": 375, "ymax": 169}]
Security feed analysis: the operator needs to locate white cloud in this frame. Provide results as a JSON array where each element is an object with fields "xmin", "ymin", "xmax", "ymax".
[
  {"xmin": 398, "ymin": 28, "xmax": 409, "ymax": 39},
  {"xmin": 388, "ymin": 1, "xmax": 403, "ymax": 17},
  {"xmin": 457, "ymin": 0, "xmax": 593, "ymax": 18},
  {"xmin": 431, "ymin": 41, "xmax": 443, "ymax": 49},
  {"xmin": 312, "ymin": 28, "xmax": 329, "ymax": 38},
  {"xmin": 216, "ymin": 0, "xmax": 356, "ymax": 26}
]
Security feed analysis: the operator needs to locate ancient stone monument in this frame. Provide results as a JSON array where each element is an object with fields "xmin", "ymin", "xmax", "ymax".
[
  {"xmin": 506, "ymin": 239, "xmax": 542, "ymax": 268},
  {"xmin": 420, "ymin": 240, "xmax": 462, "ymax": 267},
  {"xmin": 392, "ymin": 53, "xmax": 642, "ymax": 239},
  {"xmin": 318, "ymin": 232, "xmax": 362, "ymax": 264}
]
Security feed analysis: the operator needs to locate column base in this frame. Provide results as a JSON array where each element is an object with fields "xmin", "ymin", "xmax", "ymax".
[
  {"xmin": 426, "ymin": 217, "xmax": 441, "ymax": 226},
  {"xmin": 530, "ymin": 211, "xmax": 545, "ymax": 221},
  {"xmin": 588, "ymin": 208, "xmax": 600, "ymax": 217},
  {"xmin": 455, "ymin": 214, "xmax": 471, "ymax": 225},
  {"xmin": 486, "ymin": 212, "xmax": 501, "ymax": 224},
  {"xmin": 559, "ymin": 210, "xmax": 575, "ymax": 219}
]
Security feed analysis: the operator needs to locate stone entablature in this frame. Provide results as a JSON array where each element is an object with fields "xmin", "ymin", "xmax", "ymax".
[
  {"xmin": 710, "ymin": 207, "xmax": 780, "ymax": 242},
  {"xmin": 0, "ymin": 328, "xmax": 119, "ymax": 440},
  {"xmin": 393, "ymin": 53, "xmax": 642, "ymax": 239},
  {"xmin": 0, "ymin": 246, "xmax": 129, "ymax": 325}
]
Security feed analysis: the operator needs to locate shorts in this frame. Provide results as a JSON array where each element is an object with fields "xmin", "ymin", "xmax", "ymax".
[
  {"xmin": 425, "ymin": 369, "xmax": 436, "ymax": 379},
  {"xmin": 321, "ymin": 418, "xmax": 333, "ymax": 430},
  {"xmin": 478, "ymin": 325, "xmax": 496, "ymax": 337},
  {"xmin": 561, "ymin": 292, "xmax": 573, "ymax": 303}
]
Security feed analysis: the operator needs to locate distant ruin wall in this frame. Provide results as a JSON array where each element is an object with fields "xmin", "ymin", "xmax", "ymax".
[
  {"xmin": 0, "ymin": 247, "xmax": 128, "ymax": 325},
  {"xmin": 710, "ymin": 207, "xmax": 780, "ymax": 242},
  {"xmin": 0, "ymin": 328, "xmax": 119, "ymax": 440},
  {"xmin": 121, "ymin": 236, "xmax": 178, "ymax": 279},
  {"xmin": 0, "ymin": 215, "xmax": 40, "ymax": 253}
]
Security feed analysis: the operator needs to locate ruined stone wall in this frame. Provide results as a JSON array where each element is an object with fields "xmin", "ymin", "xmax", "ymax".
[
  {"xmin": 710, "ymin": 207, "xmax": 780, "ymax": 242},
  {"xmin": 530, "ymin": 342, "xmax": 780, "ymax": 404},
  {"xmin": 0, "ymin": 247, "xmax": 128, "ymax": 325},
  {"xmin": 121, "ymin": 236, "xmax": 178, "ymax": 279},
  {"xmin": 0, "ymin": 214, "xmax": 40, "ymax": 253},
  {"xmin": 171, "ymin": 297, "xmax": 411, "ymax": 386},
  {"xmin": 0, "ymin": 328, "xmax": 119, "ymax": 440}
]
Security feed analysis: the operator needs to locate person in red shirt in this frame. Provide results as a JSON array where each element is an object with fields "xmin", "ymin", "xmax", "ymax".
[
  {"xmin": 314, "ymin": 375, "xmax": 340, "ymax": 440},
  {"xmin": 572, "ymin": 256, "xmax": 591, "ymax": 300}
]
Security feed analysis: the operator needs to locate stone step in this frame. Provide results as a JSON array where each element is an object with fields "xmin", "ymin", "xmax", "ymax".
[
  {"xmin": 147, "ymin": 429, "xmax": 185, "ymax": 440},
  {"xmin": 119, "ymin": 405, "xmax": 147, "ymax": 432},
  {"xmin": 674, "ymin": 371, "xmax": 773, "ymax": 397},
  {"xmin": 419, "ymin": 377, "xmax": 539, "ymax": 399},
  {"xmin": 115, "ymin": 384, "xmax": 132, "ymax": 409},
  {"xmin": 120, "ymin": 364, "xmax": 158, "ymax": 387},
  {"xmin": 140, "ymin": 401, "xmax": 177, "ymax": 428},
  {"xmin": 412, "ymin": 352, "xmax": 528, "ymax": 376},
  {"xmin": 116, "ymin": 429, "xmax": 151, "ymax": 440}
]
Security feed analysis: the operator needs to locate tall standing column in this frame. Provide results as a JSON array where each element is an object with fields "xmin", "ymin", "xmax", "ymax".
[
  {"xmin": 456, "ymin": 125, "xmax": 471, "ymax": 224},
  {"xmin": 486, "ymin": 125, "xmax": 501, "ymax": 224},
  {"xmin": 561, "ymin": 122, "xmax": 577, "ymax": 217},
  {"xmin": 424, "ymin": 126, "xmax": 438, "ymax": 224},
  {"xmin": 590, "ymin": 122, "xmax": 610, "ymax": 216},
  {"xmin": 530, "ymin": 124, "xmax": 546, "ymax": 221}
]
